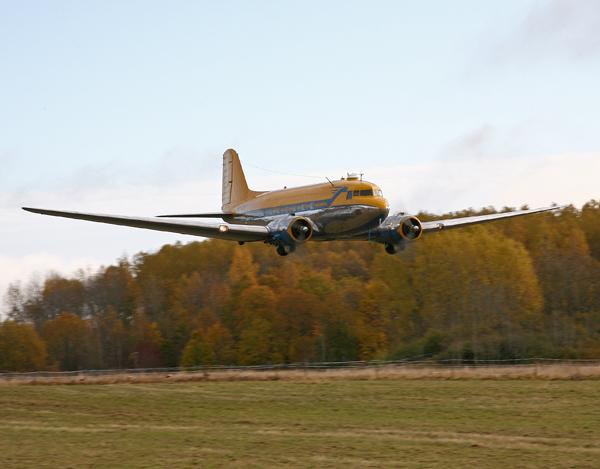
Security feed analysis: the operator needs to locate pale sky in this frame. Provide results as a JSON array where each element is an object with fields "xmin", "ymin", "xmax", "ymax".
[{"xmin": 1, "ymin": 0, "xmax": 600, "ymax": 311}]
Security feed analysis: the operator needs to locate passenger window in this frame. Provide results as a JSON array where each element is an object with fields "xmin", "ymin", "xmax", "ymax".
[
  {"xmin": 353, "ymin": 190, "xmax": 359, "ymax": 196},
  {"xmin": 359, "ymin": 189, "xmax": 373, "ymax": 196}
]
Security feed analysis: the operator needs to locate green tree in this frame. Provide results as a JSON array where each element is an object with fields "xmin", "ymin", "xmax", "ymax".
[
  {"xmin": 237, "ymin": 318, "xmax": 285, "ymax": 365},
  {"xmin": 180, "ymin": 322, "xmax": 234, "ymax": 367},
  {"xmin": 411, "ymin": 227, "xmax": 544, "ymax": 359}
]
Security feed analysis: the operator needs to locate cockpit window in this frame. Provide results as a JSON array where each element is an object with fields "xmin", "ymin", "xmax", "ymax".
[{"xmin": 359, "ymin": 189, "xmax": 373, "ymax": 196}]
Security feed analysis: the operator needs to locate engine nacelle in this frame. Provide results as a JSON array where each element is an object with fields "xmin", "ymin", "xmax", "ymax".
[
  {"xmin": 268, "ymin": 216, "xmax": 315, "ymax": 245},
  {"xmin": 376, "ymin": 214, "xmax": 423, "ymax": 244},
  {"xmin": 396, "ymin": 215, "xmax": 423, "ymax": 241}
]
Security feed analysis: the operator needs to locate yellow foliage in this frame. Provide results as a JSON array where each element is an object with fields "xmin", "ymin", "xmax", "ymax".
[{"xmin": 0, "ymin": 321, "xmax": 47, "ymax": 371}]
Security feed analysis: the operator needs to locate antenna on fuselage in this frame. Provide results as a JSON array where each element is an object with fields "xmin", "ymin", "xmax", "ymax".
[{"xmin": 325, "ymin": 177, "xmax": 335, "ymax": 188}]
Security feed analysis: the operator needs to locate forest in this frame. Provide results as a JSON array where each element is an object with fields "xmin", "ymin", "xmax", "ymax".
[{"xmin": 2, "ymin": 201, "xmax": 600, "ymax": 372}]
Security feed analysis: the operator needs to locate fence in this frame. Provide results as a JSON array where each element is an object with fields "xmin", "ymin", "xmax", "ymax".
[{"xmin": 2, "ymin": 357, "xmax": 600, "ymax": 381}]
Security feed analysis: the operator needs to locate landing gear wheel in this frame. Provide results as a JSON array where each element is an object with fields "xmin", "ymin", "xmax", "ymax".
[
  {"xmin": 385, "ymin": 243, "xmax": 399, "ymax": 255},
  {"xmin": 276, "ymin": 245, "xmax": 292, "ymax": 256}
]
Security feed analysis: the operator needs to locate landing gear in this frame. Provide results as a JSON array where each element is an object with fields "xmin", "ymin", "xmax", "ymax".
[
  {"xmin": 276, "ymin": 244, "xmax": 295, "ymax": 256},
  {"xmin": 384, "ymin": 243, "xmax": 405, "ymax": 255}
]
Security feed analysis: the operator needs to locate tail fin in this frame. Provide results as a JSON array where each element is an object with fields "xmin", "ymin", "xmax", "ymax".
[{"xmin": 221, "ymin": 149, "xmax": 261, "ymax": 212}]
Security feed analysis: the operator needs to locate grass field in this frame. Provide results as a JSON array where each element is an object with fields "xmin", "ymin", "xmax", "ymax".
[{"xmin": 1, "ymin": 380, "xmax": 599, "ymax": 468}]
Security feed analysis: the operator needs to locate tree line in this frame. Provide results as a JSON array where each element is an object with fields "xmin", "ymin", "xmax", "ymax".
[{"xmin": 2, "ymin": 201, "xmax": 600, "ymax": 371}]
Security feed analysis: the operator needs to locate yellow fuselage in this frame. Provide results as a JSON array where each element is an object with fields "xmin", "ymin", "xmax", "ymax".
[{"xmin": 232, "ymin": 179, "xmax": 390, "ymax": 239}]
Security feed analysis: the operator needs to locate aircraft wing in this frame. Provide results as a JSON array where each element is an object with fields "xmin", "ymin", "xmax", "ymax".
[
  {"xmin": 156, "ymin": 212, "xmax": 233, "ymax": 218},
  {"xmin": 22, "ymin": 207, "xmax": 269, "ymax": 242},
  {"xmin": 420, "ymin": 206, "xmax": 562, "ymax": 233}
]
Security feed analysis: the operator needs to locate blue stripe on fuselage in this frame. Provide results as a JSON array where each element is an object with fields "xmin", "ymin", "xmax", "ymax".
[{"xmin": 244, "ymin": 187, "xmax": 347, "ymax": 217}]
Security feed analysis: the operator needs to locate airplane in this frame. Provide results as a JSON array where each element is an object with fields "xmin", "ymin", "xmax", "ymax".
[{"xmin": 23, "ymin": 149, "xmax": 561, "ymax": 256}]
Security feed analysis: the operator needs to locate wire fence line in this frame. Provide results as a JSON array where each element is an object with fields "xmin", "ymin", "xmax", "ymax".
[{"xmin": 2, "ymin": 357, "xmax": 600, "ymax": 380}]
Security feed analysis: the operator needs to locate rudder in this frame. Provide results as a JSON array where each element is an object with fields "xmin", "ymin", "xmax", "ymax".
[{"xmin": 222, "ymin": 149, "xmax": 258, "ymax": 212}]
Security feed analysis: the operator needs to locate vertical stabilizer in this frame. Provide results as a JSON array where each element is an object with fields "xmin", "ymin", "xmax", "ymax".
[{"xmin": 222, "ymin": 149, "xmax": 259, "ymax": 212}]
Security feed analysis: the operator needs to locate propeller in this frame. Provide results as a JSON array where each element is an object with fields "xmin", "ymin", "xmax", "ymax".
[
  {"xmin": 400, "ymin": 217, "xmax": 422, "ymax": 240},
  {"xmin": 289, "ymin": 218, "xmax": 312, "ymax": 242}
]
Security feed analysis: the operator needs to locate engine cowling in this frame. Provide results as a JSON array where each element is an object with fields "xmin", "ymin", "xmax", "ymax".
[
  {"xmin": 287, "ymin": 217, "xmax": 313, "ymax": 242},
  {"xmin": 397, "ymin": 215, "xmax": 422, "ymax": 241},
  {"xmin": 376, "ymin": 214, "xmax": 423, "ymax": 244},
  {"xmin": 268, "ymin": 216, "xmax": 315, "ymax": 245}
]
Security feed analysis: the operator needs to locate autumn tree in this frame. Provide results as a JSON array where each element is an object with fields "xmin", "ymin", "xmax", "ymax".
[
  {"xmin": 86, "ymin": 260, "xmax": 138, "ymax": 322},
  {"xmin": 0, "ymin": 321, "xmax": 47, "ymax": 371},
  {"xmin": 581, "ymin": 200, "xmax": 600, "ymax": 261},
  {"xmin": 41, "ymin": 276, "xmax": 87, "ymax": 319},
  {"xmin": 130, "ymin": 310, "xmax": 164, "ymax": 368},
  {"xmin": 180, "ymin": 322, "xmax": 234, "ymax": 367},
  {"xmin": 4, "ymin": 202, "xmax": 600, "ymax": 367},
  {"xmin": 42, "ymin": 312, "xmax": 93, "ymax": 370},
  {"xmin": 409, "ymin": 226, "xmax": 544, "ymax": 359},
  {"xmin": 94, "ymin": 307, "xmax": 129, "ymax": 368}
]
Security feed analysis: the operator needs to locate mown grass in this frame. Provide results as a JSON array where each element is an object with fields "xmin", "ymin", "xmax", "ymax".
[{"xmin": 1, "ymin": 380, "xmax": 599, "ymax": 468}]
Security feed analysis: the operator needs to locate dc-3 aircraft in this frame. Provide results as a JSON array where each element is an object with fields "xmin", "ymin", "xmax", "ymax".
[{"xmin": 24, "ymin": 149, "xmax": 560, "ymax": 256}]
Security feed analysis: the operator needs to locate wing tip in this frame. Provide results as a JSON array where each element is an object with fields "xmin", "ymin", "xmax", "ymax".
[{"xmin": 22, "ymin": 207, "xmax": 63, "ymax": 216}]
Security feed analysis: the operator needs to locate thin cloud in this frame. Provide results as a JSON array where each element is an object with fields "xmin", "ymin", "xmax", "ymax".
[
  {"xmin": 492, "ymin": 0, "xmax": 600, "ymax": 63},
  {"xmin": 374, "ymin": 152, "xmax": 598, "ymax": 214},
  {"xmin": 444, "ymin": 125, "xmax": 495, "ymax": 161},
  {"xmin": 0, "ymin": 147, "xmax": 220, "ymax": 211}
]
